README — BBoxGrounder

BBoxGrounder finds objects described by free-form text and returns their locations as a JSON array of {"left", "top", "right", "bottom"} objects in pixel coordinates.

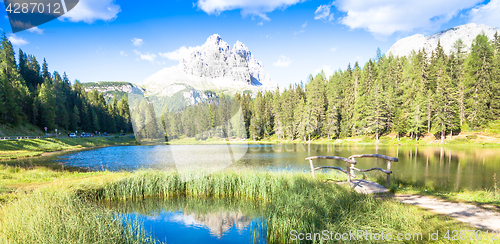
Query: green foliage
[
  {"left": 0, "top": 190, "right": 158, "bottom": 244},
  {"left": 0, "top": 35, "right": 131, "bottom": 134},
  {"left": 2, "top": 32, "right": 500, "bottom": 143},
  {"left": 167, "top": 34, "right": 499, "bottom": 143}
]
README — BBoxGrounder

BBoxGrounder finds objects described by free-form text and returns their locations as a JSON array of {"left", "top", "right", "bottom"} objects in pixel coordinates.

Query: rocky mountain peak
[
  {"left": 206, "top": 34, "right": 223, "bottom": 45},
  {"left": 387, "top": 23, "right": 500, "bottom": 57},
  {"left": 143, "top": 34, "right": 276, "bottom": 106},
  {"left": 234, "top": 41, "right": 251, "bottom": 60}
]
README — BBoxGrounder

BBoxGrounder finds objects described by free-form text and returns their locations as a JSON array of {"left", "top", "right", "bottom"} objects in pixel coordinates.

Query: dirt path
[
  {"left": 346, "top": 180, "right": 500, "bottom": 231},
  {"left": 392, "top": 194, "right": 500, "bottom": 231}
]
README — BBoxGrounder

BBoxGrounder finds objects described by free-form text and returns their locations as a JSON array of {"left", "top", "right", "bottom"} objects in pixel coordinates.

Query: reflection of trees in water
[{"left": 380, "top": 146, "right": 500, "bottom": 190}]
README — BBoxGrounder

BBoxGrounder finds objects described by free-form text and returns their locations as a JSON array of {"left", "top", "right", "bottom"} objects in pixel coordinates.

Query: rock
[
  {"left": 143, "top": 34, "right": 276, "bottom": 103},
  {"left": 388, "top": 23, "right": 500, "bottom": 57}
]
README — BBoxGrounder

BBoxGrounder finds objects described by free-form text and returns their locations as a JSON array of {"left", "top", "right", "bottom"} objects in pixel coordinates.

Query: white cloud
[
  {"left": 119, "top": 51, "right": 128, "bottom": 57},
  {"left": 196, "top": 0, "right": 304, "bottom": 20},
  {"left": 159, "top": 46, "right": 199, "bottom": 61},
  {"left": 8, "top": 34, "right": 28, "bottom": 46},
  {"left": 134, "top": 50, "right": 157, "bottom": 63},
  {"left": 273, "top": 55, "right": 291, "bottom": 67},
  {"left": 257, "top": 22, "right": 263, "bottom": 26},
  {"left": 333, "top": 0, "right": 483, "bottom": 37},
  {"left": 294, "top": 21, "right": 307, "bottom": 35},
  {"left": 468, "top": 0, "right": 500, "bottom": 28},
  {"left": 60, "top": 0, "right": 121, "bottom": 24},
  {"left": 314, "top": 4, "right": 334, "bottom": 21},
  {"left": 131, "top": 38, "right": 144, "bottom": 47},
  {"left": 314, "top": 65, "right": 334, "bottom": 78},
  {"left": 330, "top": 47, "right": 337, "bottom": 52},
  {"left": 294, "top": 30, "right": 304, "bottom": 35},
  {"left": 27, "top": 26, "right": 43, "bottom": 34}
]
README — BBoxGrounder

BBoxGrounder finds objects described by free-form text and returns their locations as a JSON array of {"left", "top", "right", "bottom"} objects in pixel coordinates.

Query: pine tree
[
  {"left": 41, "top": 58, "right": 50, "bottom": 81},
  {"left": 450, "top": 39, "right": 468, "bottom": 127},
  {"left": 0, "top": 35, "right": 28, "bottom": 125},
  {"left": 490, "top": 32, "right": 500, "bottom": 120},
  {"left": 71, "top": 105, "right": 80, "bottom": 130},
  {"left": 38, "top": 81, "right": 56, "bottom": 129},
  {"left": 366, "top": 79, "right": 387, "bottom": 142},
  {"left": 305, "top": 73, "right": 326, "bottom": 139},
  {"left": 0, "top": 74, "right": 7, "bottom": 123},
  {"left": 465, "top": 33, "right": 494, "bottom": 128},
  {"left": 433, "top": 57, "right": 456, "bottom": 142}
]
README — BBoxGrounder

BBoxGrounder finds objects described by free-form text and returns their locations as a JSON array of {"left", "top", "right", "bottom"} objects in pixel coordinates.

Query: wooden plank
[
  {"left": 386, "top": 160, "right": 391, "bottom": 188},
  {"left": 349, "top": 154, "right": 398, "bottom": 162},
  {"left": 313, "top": 166, "right": 347, "bottom": 174},
  {"left": 351, "top": 167, "right": 392, "bottom": 174},
  {"left": 346, "top": 161, "right": 351, "bottom": 183},
  {"left": 309, "top": 159, "right": 316, "bottom": 179},
  {"left": 305, "top": 156, "right": 357, "bottom": 165},
  {"left": 350, "top": 179, "right": 389, "bottom": 194}
]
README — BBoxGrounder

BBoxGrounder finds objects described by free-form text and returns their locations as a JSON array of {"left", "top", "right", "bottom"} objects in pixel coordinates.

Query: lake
[
  {"left": 7, "top": 143, "right": 500, "bottom": 191},
  {"left": 7, "top": 143, "right": 499, "bottom": 244},
  {"left": 103, "top": 198, "right": 266, "bottom": 244}
]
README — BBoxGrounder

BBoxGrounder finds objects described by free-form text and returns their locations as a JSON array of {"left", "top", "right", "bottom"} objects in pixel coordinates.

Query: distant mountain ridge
[
  {"left": 82, "top": 81, "right": 144, "bottom": 102},
  {"left": 83, "top": 35, "right": 276, "bottom": 111},
  {"left": 387, "top": 23, "right": 500, "bottom": 57}
]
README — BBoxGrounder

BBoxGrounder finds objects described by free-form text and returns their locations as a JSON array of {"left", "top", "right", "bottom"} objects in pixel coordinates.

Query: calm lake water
[
  {"left": 103, "top": 198, "right": 266, "bottom": 244},
  {"left": 7, "top": 143, "right": 499, "bottom": 243},
  {"left": 8, "top": 143, "right": 500, "bottom": 191}
]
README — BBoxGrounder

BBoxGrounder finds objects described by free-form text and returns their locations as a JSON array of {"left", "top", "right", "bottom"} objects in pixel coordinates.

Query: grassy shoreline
[
  {"left": 0, "top": 136, "right": 138, "bottom": 160},
  {"left": 1, "top": 131, "right": 497, "bottom": 161},
  {"left": 167, "top": 131, "right": 500, "bottom": 147},
  {"left": 1, "top": 167, "right": 489, "bottom": 243}
]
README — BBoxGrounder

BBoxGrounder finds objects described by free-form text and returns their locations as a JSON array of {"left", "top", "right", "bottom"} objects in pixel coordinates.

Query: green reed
[
  {"left": 1, "top": 169, "right": 478, "bottom": 243},
  {"left": 0, "top": 189, "right": 158, "bottom": 244}
]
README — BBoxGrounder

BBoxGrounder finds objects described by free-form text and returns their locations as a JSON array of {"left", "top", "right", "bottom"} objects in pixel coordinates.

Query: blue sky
[{"left": 1, "top": 0, "right": 499, "bottom": 88}]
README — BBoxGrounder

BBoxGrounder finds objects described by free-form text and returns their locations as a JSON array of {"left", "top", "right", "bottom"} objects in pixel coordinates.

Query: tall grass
[
  {"left": 1, "top": 168, "right": 480, "bottom": 243},
  {"left": 0, "top": 189, "right": 158, "bottom": 244},
  {"left": 73, "top": 170, "right": 471, "bottom": 243}
]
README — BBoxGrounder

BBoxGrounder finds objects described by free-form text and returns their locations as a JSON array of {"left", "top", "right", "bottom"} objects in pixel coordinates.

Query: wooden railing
[
  {"left": 306, "top": 154, "right": 399, "bottom": 188},
  {"left": 305, "top": 156, "right": 357, "bottom": 183}
]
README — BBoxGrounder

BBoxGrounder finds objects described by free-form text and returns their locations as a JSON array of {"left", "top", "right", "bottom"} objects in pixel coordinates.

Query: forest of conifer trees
[
  {"left": 2, "top": 32, "right": 499, "bottom": 141},
  {"left": 163, "top": 32, "right": 500, "bottom": 142},
  {"left": 0, "top": 34, "right": 132, "bottom": 134}
]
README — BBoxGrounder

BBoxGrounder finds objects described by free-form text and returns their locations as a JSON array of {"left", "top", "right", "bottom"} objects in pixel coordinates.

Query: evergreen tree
[
  {"left": 433, "top": 57, "right": 457, "bottom": 142},
  {"left": 71, "top": 105, "right": 80, "bottom": 130},
  {"left": 491, "top": 32, "right": 500, "bottom": 119},
  {"left": 450, "top": 39, "right": 468, "bottom": 127},
  {"left": 305, "top": 73, "right": 326, "bottom": 138},
  {"left": 38, "top": 82, "right": 56, "bottom": 129},
  {"left": 465, "top": 33, "right": 494, "bottom": 128}
]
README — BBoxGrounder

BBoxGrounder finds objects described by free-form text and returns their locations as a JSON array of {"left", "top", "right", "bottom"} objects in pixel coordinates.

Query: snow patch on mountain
[{"left": 388, "top": 23, "right": 500, "bottom": 57}]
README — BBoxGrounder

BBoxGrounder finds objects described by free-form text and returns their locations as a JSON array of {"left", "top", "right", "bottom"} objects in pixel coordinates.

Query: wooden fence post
[
  {"left": 346, "top": 161, "right": 351, "bottom": 184},
  {"left": 309, "top": 159, "right": 316, "bottom": 179},
  {"left": 386, "top": 160, "right": 391, "bottom": 189}
]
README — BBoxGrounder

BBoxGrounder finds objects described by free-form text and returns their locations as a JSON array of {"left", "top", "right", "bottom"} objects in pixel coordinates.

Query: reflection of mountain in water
[{"left": 171, "top": 211, "right": 252, "bottom": 237}]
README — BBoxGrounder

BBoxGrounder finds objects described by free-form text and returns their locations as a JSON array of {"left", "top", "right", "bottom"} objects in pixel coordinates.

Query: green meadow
[{"left": 0, "top": 136, "right": 137, "bottom": 160}]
